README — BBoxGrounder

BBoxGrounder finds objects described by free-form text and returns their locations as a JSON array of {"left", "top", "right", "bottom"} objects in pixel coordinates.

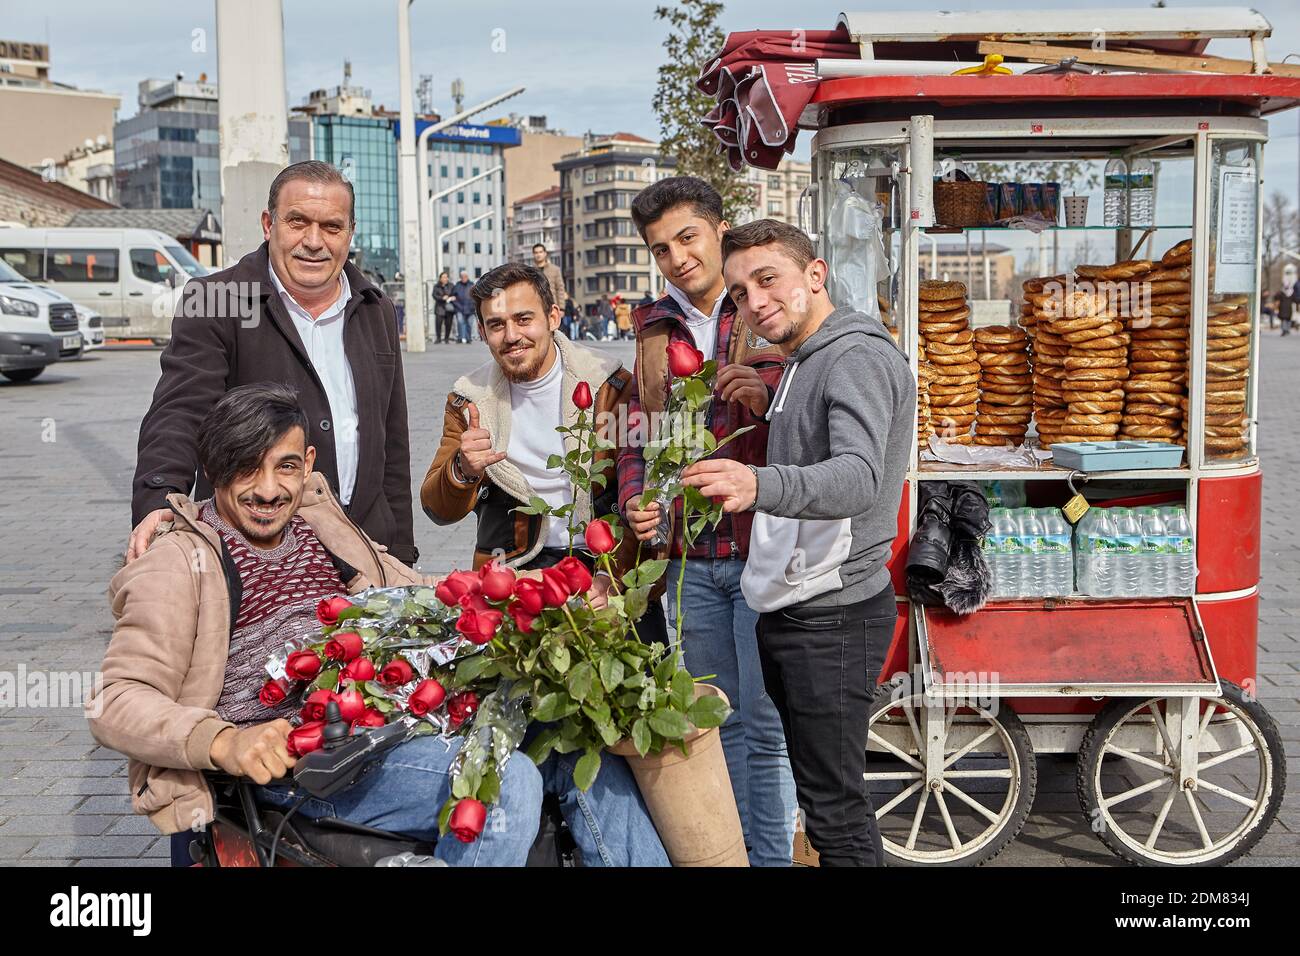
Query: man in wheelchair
[{"left": 89, "top": 383, "right": 666, "bottom": 866}]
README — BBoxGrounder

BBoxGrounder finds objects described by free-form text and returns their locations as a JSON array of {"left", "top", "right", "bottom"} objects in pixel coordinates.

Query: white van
[
  {"left": 0, "top": 228, "right": 210, "bottom": 344},
  {"left": 0, "top": 257, "right": 82, "bottom": 382}
]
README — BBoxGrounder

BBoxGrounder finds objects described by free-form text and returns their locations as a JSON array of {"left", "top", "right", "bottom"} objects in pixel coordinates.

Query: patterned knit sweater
[{"left": 200, "top": 501, "right": 348, "bottom": 725}]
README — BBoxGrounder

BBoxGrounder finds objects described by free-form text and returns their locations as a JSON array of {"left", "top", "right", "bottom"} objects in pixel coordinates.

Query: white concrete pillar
[{"left": 215, "top": 0, "right": 290, "bottom": 261}]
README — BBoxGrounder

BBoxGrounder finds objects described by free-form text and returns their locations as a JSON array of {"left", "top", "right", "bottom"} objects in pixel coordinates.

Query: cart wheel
[
  {"left": 865, "top": 683, "right": 1036, "bottom": 866},
  {"left": 1076, "top": 682, "right": 1286, "bottom": 866}
]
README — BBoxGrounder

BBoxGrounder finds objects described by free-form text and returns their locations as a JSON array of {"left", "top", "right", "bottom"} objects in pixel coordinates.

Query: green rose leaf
[
  {"left": 598, "top": 655, "right": 625, "bottom": 692},
  {"left": 688, "top": 693, "right": 730, "bottom": 729},
  {"left": 533, "top": 690, "right": 570, "bottom": 722},
  {"left": 313, "top": 667, "right": 340, "bottom": 691},
  {"left": 574, "top": 749, "right": 602, "bottom": 792},
  {"left": 546, "top": 453, "right": 564, "bottom": 469},
  {"left": 547, "top": 643, "right": 571, "bottom": 674},
  {"left": 454, "top": 654, "right": 496, "bottom": 684},
  {"left": 437, "top": 797, "right": 456, "bottom": 837},
  {"left": 566, "top": 660, "right": 594, "bottom": 702},
  {"left": 525, "top": 726, "right": 560, "bottom": 765},
  {"left": 670, "top": 669, "right": 695, "bottom": 712},
  {"left": 648, "top": 707, "right": 690, "bottom": 739},
  {"left": 478, "top": 767, "right": 501, "bottom": 804},
  {"left": 631, "top": 717, "right": 652, "bottom": 757}
]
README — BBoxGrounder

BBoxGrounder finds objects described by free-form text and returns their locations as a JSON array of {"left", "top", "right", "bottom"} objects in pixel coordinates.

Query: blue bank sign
[{"left": 394, "top": 120, "right": 522, "bottom": 147}]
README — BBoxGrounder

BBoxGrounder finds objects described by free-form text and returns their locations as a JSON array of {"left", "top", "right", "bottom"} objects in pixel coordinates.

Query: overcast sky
[{"left": 9, "top": 0, "right": 1300, "bottom": 197}]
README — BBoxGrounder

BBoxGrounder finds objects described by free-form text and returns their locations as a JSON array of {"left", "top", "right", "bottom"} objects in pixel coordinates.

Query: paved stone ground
[{"left": 0, "top": 335, "right": 1295, "bottom": 866}]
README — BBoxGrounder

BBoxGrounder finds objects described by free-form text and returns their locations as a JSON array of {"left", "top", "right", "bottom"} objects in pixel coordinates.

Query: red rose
[
  {"left": 287, "top": 721, "right": 326, "bottom": 757},
  {"left": 457, "top": 608, "right": 501, "bottom": 645},
  {"left": 448, "top": 797, "right": 487, "bottom": 843},
  {"left": 555, "top": 555, "right": 593, "bottom": 595},
  {"left": 667, "top": 339, "right": 704, "bottom": 377},
  {"left": 436, "top": 570, "right": 482, "bottom": 607},
  {"left": 336, "top": 684, "right": 366, "bottom": 723},
  {"left": 301, "top": 688, "right": 338, "bottom": 722},
  {"left": 510, "top": 606, "right": 536, "bottom": 633},
  {"left": 573, "top": 381, "right": 593, "bottom": 410},
  {"left": 540, "top": 567, "right": 572, "bottom": 608},
  {"left": 480, "top": 563, "right": 516, "bottom": 602},
  {"left": 353, "top": 708, "right": 386, "bottom": 729},
  {"left": 513, "top": 578, "right": 545, "bottom": 616},
  {"left": 324, "top": 630, "right": 363, "bottom": 662},
  {"left": 380, "top": 658, "right": 415, "bottom": 686},
  {"left": 447, "top": 691, "right": 479, "bottom": 727},
  {"left": 341, "top": 657, "right": 376, "bottom": 682},
  {"left": 315, "top": 596, "right": 352, "bottom": 625},
  {"left": 285, "top": 650, "right": 322, "bottom": 681},
  {"left": 258, "top": 678, "right": 289, "bottom": 708},
  {"left": 584, "top": 518, "right": 616, "bottom": 556},
  {"left": 407, "top": 678, "right": 447, "bottom": 716}
]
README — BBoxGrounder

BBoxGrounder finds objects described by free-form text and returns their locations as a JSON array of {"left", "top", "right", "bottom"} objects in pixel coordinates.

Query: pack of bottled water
[
  {"left": 982, "top": 507, "right": 1073, "bottom": 598},
  {"left": 1075, "top": 505, "right": 1195, "bottom": 597}
]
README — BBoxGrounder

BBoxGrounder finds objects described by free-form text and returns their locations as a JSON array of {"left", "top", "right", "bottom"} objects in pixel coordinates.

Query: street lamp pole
[{"left": 397, "top": 0, "right": 423, "bottom": 350}]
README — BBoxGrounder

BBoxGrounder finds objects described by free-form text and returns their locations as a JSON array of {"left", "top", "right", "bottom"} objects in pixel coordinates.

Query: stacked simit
[
  {"left": 919, "top": 279, "right": 976, "bottom": 443},
  {"left": 973, "top": 325, "right": 1032, "bottom": 445}
]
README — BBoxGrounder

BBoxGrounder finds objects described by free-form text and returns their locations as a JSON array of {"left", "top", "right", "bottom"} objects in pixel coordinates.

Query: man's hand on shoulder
[
  {"left": 125, "top": 508, "right": 174, "bottom": 563},
  {"left": 209, "top": 720, "right": 296, "bottom": 785}
]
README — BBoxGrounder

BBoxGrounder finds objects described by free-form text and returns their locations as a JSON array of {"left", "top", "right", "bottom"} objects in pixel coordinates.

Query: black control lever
[{"left": 293, "top": 704, "right": 415, "bottom": 799}]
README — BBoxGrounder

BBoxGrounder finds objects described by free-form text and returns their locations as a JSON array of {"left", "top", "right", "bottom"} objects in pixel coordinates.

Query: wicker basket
[{"left": 934, "top": 179, "right": 994, "bottom": 227}]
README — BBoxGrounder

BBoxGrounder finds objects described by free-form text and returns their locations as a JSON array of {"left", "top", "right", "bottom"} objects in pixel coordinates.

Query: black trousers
[
  {"left": 757, "top": 583, "right": 896, "bottom": 867},
  {"left": 435, "top": 311, "right": 454, "bottom": 342},
  {"left": 523, "top": 548, "right": 668, "bottom": 646}
]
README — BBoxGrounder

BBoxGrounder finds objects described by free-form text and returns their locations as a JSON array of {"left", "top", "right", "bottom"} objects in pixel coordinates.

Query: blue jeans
[
  {"left": 259, "top": 735, "right": 542, "bottom": 866},
  {"left": 455, "top": 311, "right": 473, "bottom": 343},
  {"left": 526, "top": 727, "right": 669, "bottom": 867},
  {"left": 667, "top": 558, "right": 798, "bottom": 866}
]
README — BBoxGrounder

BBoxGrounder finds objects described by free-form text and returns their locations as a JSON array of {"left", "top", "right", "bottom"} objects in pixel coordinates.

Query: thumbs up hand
[{"left": 458, "top": 402, "right": 507, "bottom": 480}]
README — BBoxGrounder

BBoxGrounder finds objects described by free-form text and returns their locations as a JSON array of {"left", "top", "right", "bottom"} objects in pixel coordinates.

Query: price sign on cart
[{"left": 1215, "top": 164, "right": 1257, "bottom": 293}]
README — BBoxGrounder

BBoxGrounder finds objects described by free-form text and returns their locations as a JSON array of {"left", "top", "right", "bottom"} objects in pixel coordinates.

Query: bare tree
[{"left": 1262, "top": 190, "right": 1298, "bottom": 292}]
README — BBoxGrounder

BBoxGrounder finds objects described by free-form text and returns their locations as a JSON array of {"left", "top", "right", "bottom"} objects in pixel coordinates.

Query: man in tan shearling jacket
[{"left": 89, "top": 383, "right": 545, "bottom": 866}]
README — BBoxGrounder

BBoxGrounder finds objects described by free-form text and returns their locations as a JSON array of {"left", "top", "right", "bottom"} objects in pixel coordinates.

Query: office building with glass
[{"left": 114, "top": 78, "right": 219, "bottom": 211}]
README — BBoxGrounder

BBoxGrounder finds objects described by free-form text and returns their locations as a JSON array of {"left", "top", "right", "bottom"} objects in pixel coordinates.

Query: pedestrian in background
[
  {"left": 598, "top": 295, "right": 616, "bottom": 340},
  {"left": 563, "top": 296, "right": 579, "bottom": 339},
  {"left": 615, "top": 295, "right": 633, "bottom": 339},
  {"left": 453, "top": 269, "right": 476, "bottom": 344},
  {"left": 433, "top": 270, "right": 455, "bottom": 344},
  {"left": 1273, "top": 265, "right": 1299, "bottom": 337}
]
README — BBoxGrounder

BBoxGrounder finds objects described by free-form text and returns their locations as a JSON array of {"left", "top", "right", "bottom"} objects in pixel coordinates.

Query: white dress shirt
[
  {"left": 267, "top": 265, "right": 359, "bottom": 506},
  {"left": 665, "top": 281, "right": 724, "bottom": 359}
]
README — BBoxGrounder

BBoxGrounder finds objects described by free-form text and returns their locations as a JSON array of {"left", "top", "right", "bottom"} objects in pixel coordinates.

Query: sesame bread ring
[
  {"left": 1060, "top": 423, "right": 1121, "bottom": 436},
  {"left": 1065, "top": 413, "right": 1123, "bottom": 425},
  {"left": 980, "top": 384, "right": 1033, "bottom": 397},
  {"left": 1124, "top": 403, "right": 1183, "bottom": 418},
  {"left": 982, "top": 374, "right": 1034, "bottom": 387},
  {"left": 1207, "top": 323, "right": 1251, "bottom": 338},
  {"left": 919, "top": 280, "right": 967, "bottom": 301},
  {"left": 1064, "top": 355, "right": 1126, "bottom": 370},
  {"left": 1205, "top": 378, "right": 1247, "bottom": 393},
  {"left": 1130, "top": 348, "right": 1188, "bottom": 362},
  {"left": 1209, "top": 304, "right": 1248, "bottom": 320},
  {"left": 918, "top": 319, "right": 968, "bottom": 335},
  {"left": 1129, "top": 313, "right": 1190, "bottom": 330},
  {"left": 1068, "top": 401, "right": 1125, "bottom": 415},
  {"left": 1131, "top": 340, "right": 1190, "bottom": 353},
  {"left": 1138, "top": 303, "right": 1191, "bottom": 318},
  {"left": 974, "top": 325, "right": 1028, "bottom": 345},
  {"left": 971, "top": 435, "right": 1023, "bottom": 446},
  {"left": 1129, "top": 372, "right": 1186, "bottom": 385},
  {"left": 980, "top": 391, "right": 1032, "bottom": 406},
  {"left": 926, "top": 338, "right": 976, "bottom": 356},
  {"left": 1208, "top": 345, "right": 1250, "bottom": 361},
  {"left": 924, "top": 329, "right": 974, "bottom": 345},
  {"left": 1069, "top": 343, "right": 1128, "bottom": 357},
  {"left": 1023, "top": 275, "right": 1069, "bottom": 293},
  {"left": 1206, "top": 412, "right": 1246, "bottom": 427},
  {"left": 1123, "top": 413, "right": 1186, "bottom": 427},
  {"left": 1131, "top": 326, "right": 1189, "bottom": 339},
  {"left": 977, "top": 351, "right": 1028, "bottom": 367},
  {"left": 1074, "top": 264, "right": 1110, "bottom": 279},
  {"left": 975, "top": 423, "right": 1030, "bottom": 435},
  {"left": 930, "top": 383, "right": 981, "bottom": 398},
  {"left": 931, "top": 401, "right": 978, "bottom": 416},
  {"left": 1210, "top": 293, "right": 1249, "bottom": 306},
  {"left": 1147, "top": 281, "right": 1192, "bottom": 296},
  {"left": 1161, "top": 239, "right": 1192, "bottom": 263},
  {"left": 1205, "top": 423, "right": 1247, "bottom": 438},
  {"left": 933, "top": 413, "right": 976, "bottom": 427},
  {"left": 921, "top": 307, "right": 973, "bottom": 326},
  {"left": 929, "top": 350, "right": 978, "bottom": 366},
  {"left": 1070, "top": 365, "right": 1130, "bottom": 380},
  {"left": 1206, "top": 389, "right": 1248, "bottom": 404},
  {"left": 1204, "top": 437, "right": 1248, "bottom": 453},
  {"left": 1100, "top": 259, "right": 1155, "bottom": 280},
  {"left": 1123, "top": 423, "right": 1181, "bottom": 438},
  {"left": 1062, "top": 321, "right": 1125, "bottom": 343},
  {"left": 920, "top": 297, "right": 968, "bottom": 314},
  {"left": 1206, "top": 358, "right": 1249, "bottom": 375},
  {"left": 931, "top": 374, "right": 982, "bottom": 388},
  {"left": 932, "top": 360, "right": 981, "bottom": 376},
  {"left": 1046, "top": 314, "right": 1114, "bottom": 335},
  {"left": 1129, "top": 360, "right": 1183, "bottom": 373},
  {"left": 990, "top": 363, "right": 1032, "bottom": 377},
  {"left": 1063, "top": 389, "right": 1125, "bottom": 402},
  {"left": 1144, "top": 266, "right": 1191, "bottom": 283},
  {"left": 1207, "top": 336, "right": 1250, "bottom": 352},
  {"left": 1063, "top": 382, "right": 1125, "bottom": 396},
  {"left": 977, "top": 410, "right": 1033, "bottom": 423}
]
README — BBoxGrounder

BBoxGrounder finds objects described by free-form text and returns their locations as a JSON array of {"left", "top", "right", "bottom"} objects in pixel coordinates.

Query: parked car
[
  {"left": 0, "top": 257, "right": 82, "bottom": 382},
  {"left": 0, "top": 227, "right": 210, "bottom": 345},
  {"left": 74, "top": 303, "right": 105, "bottom": 353}
]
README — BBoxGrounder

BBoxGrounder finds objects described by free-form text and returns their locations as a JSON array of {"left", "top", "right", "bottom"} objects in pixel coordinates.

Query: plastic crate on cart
[{"left": 1050, "top": 441, "right": 1186, "bottom": 472}]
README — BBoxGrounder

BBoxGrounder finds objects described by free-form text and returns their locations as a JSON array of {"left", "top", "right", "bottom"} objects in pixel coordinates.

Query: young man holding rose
[
  {"left": 618, "top": 177, "right": 798, "bottom": 866},
  {"left": 91, "top": 383, "right": 666, "bottom": 866},
  {"left": 683, "top": 219, "right": 914, "bottom": 867}
]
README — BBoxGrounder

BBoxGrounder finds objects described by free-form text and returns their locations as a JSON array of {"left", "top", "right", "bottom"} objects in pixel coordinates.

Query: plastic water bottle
[
  {"left": 1090, "top": 510, "right": 1119, "bottom": 597},
  {"left": 1040, "top": 509, "right": 1074, "bottom": 596},
  {"left": 1163, "top": 507, "right": 1197, "bottom": 596},
  {"left": 1104, "top": 157, "right": 1129, "bottom": 226},
  {"left": 1074, "top": 511, "right": 1094, "bottom": 595},
  {"left": 1017, "top": 508, "right": 1046, "bottom": 597},
  {"left": 1113, "top": 508, "right": 1144, "bottom": 597},
  {"left": 988, "top": 508, "right": 1022, "bottom": 598},
  {"left": 1137, "top": 507, "right": 1168, "bottom": 596},
  {"left": 1128, "top": 157, "right": 1155, "bottom": 227}
]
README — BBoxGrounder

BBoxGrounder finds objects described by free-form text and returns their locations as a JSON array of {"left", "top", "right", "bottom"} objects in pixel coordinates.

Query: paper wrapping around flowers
[{"left": 645, "top": 396, "right": 714, "bottom": 548}]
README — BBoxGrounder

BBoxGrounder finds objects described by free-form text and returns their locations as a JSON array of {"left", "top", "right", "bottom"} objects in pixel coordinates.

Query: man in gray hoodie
[{"left": 682, "top": 219, "right": 913, "bottom": 866}]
